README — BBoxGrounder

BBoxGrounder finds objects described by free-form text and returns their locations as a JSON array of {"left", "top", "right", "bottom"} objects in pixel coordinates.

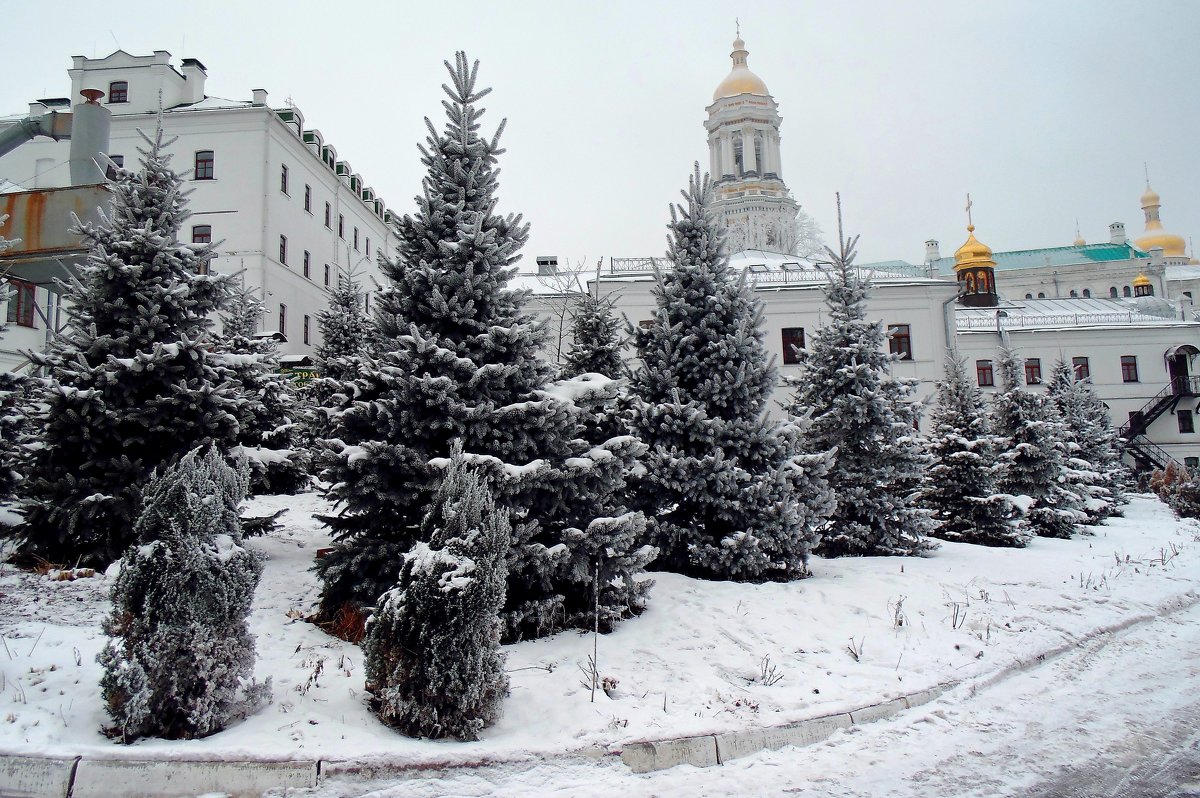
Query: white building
[{"left": 0, "top": 49, "right": 399, "bottom": 370}]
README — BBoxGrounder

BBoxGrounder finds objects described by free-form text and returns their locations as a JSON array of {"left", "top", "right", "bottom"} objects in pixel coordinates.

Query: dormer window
[{"left": 108, "top": 81, "right": 128, "bottom": 104}]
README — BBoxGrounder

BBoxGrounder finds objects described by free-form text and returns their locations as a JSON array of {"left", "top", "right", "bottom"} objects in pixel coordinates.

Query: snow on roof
[
  {"left": 956, "top": 296, "right": 1196, "bottom": 331},
  {"left": 599, "top": 250, "right": 940, "bottom": 286},
  {"left": 1167, "top": 262, "right": 1200, "bottom": 282},
  {"left": 510, "top": 272, "right": 588, "bottom": 296},
  {"left": 167, "top": 96, "right": 253, "bottom": 111}
]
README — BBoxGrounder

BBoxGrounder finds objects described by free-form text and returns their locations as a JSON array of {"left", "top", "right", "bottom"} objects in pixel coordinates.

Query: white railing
[{"left": 958, "top": 312, "right": 1144, "bottom": 329}]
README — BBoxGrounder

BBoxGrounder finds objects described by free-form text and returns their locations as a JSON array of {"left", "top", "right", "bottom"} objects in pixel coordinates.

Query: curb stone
[
  {"left": 68, "top": 759, "right": 317, "bottom": 798},
  {"left": 0, "top": 754, "right": 78, "bottom": 798}
]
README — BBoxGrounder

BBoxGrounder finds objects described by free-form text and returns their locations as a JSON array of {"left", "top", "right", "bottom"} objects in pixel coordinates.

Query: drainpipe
[{"left": 942, "top": 285, "right": 964, "bottom": 349}]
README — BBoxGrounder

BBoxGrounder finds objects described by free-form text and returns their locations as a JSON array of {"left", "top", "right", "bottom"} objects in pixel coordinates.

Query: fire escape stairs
[{"left": 1118, "top": 377, "right": 1200, "bottom": 471}]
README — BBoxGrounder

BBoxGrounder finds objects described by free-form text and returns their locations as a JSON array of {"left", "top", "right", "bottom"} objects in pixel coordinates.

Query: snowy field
[{"left": 0, "top": 493, "right": 1196, "bottom": 769}]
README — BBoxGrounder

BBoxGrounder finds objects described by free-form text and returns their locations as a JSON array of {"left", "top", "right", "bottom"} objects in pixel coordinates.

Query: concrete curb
[{"left": 4, "top": 589, "right": 1197, "bottom": 792}]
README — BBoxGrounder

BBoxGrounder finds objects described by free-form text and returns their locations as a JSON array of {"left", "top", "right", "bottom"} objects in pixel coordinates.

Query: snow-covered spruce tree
[
  {"left": 920, "top": 354, "right": 1026, "bottom": 546},
  {"left": 629, "top": 164, "right": 833, "bottom": 580},
  {"left": 318, "top": 53, "right": 652, "bottom": 641},
  {"left": 0, "top": 371, "right": 34, "bottom": 500},
  {"left": 364, "top": 445, "right": 508, "bottom": 739},
  {"left": 11, "top": 125, "right": 239, "bottom": 567},
  {"left": 786, "top": 217, "right": 933, "bottom": 557},
  {"left": 213, "top": 283, "right": 309, "bottom": 494},
  {"left": 98, "top": 446, "right": 270, "bottom": 743},
  {"left": 315, "top": 267, "right": 378, "bottom": 382},
  {"left": 992, "top": 347, "right": 1085, "bottom": 538},
  {"left": 1047, "top": 359, "right": 1129, "bottom": 514},
  {"left": 563, "top": 288, "right": 628, "bottom": 380},
  {"left": 1045, "top": 359, "right": 1115, "bottom": 523}
]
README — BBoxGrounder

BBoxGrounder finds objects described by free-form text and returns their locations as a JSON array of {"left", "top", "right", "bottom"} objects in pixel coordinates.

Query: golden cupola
[
  {"left": 954, "top": 214, "right": 999, "bottom": 308},
  {"left": 1134, "top": 182, "right": 1187, "bottom": 257},
  {"left": 713, "top": 36, "right": 769, "bottom": 101}
]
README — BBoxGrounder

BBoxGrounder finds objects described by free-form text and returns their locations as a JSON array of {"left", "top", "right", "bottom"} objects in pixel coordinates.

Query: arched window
[
  {"left": 1069, "top": 289, "right": 1078, "bottom": 298},
  {"left": 1025, "top": 293, "right": 1034, "bottom": 300},
  {"left": 1038, "top": 292, "right": 1046, "bottom": 299},
  {"left": 1109, "top": 286, "right": 1119, "bottom": 298},
  {"left": 1123, "top": 285, "right": 1132, "bottom": 297},
  {"left": 965, "top": 273, "right": 976, "bottom": 293},
  {"left": 1082, "top": 289, "right": 1091, "bottom": 298},
  {"left": 977, "top": 271, "right": 990, "bottom": 292}
]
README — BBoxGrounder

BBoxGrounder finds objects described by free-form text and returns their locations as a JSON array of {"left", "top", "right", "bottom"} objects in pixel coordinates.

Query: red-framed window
[
  {"left": 976, "top": 359, "right": 994, "bottom": 387},
  {"left": 280, "top": 163, "right": 289, "bottom": 194},
  {"left": 194, "top": 150, "right": 214, "bottom": 180},
  {"left": 888, "top": 323, "right": 913, "bottom": 360},
  {"left": 1025, "top": 357, "right": 1042, "bottom": 385},
  {"left": 1121, "top": 355, "right": 1139, "bottom": 383},
  {"left": 1072, "top": 356, "right": 1090, "bottom": 381},
  {"left": 304, "top": 185, "right": 312, "bottom": 213},
  {"left": 192, "top": 224, "right": 212, "bottom": 244},
  {"left": 108, "top": 81, "right": 128, "bottom": 104},
  {"left": 279, "top": 304, "right": 287, "bottom": 339},
  {"left": 6, "top": 280, "right": 36, "bottom": 328},
  {"left": 279, "top": 235, "right": 288, "bottom": 265},
  {"left": 781, "top": 327, "right": 805, "bottom": 365}
]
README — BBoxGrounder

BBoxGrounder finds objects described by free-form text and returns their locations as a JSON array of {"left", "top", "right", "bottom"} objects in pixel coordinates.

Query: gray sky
[{"left": 4, "top": 0, "right": 1199, "bottom": 265}]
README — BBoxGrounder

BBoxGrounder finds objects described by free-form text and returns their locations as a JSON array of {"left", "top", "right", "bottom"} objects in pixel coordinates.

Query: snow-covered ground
[{"left": 0, "top": 494, "right": 1196, "bottom": 770}]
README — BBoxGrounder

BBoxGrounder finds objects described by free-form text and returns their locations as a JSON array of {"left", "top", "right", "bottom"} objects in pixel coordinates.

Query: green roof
[{"left": 932, "top": 242, "right": 1148, "bottom": 275}]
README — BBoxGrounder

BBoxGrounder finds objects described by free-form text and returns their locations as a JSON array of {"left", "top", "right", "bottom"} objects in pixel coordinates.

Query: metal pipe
[
  {"left": 0, "top": 111, "right": 71, "bottom": 160},
  {"left": 68, "top": 90, "right": 110, "bottom": 185}
]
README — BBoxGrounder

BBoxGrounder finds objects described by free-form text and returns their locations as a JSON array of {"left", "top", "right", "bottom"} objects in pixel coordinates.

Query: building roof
[
  {"left": 956, "top": 296, "right": 1195, "bottom": 332},
  {"left": 930, "top": 242, "right": 1149, "bottom": 275}
]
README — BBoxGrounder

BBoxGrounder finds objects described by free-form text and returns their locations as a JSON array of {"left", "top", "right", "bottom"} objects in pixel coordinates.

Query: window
[
  {"left": 781, "top": 327, "right": 805, "bottom": 365},
  {"left": 338, "top": 214, "right": 345, "bottom": 238},
  {"left": 1178, "top": 409, "right": 1195, "bottom": 434},
  {"left": 1110, "top": 286, "right": 1119, "bottom": 298},
  {"left": 1025, "top": 357, "right": 1042, "bottom": 385},
  {"left": 1069, "top": 289, "right": 1078, "bottom": 298},
  {"left": 324, "top": 263, "right": 331, "bottom": 287},
  {"left": 1025, "top": 293, "right": 1033, "bottom": 300},
  {"left": 6, "top": 280, "right": 36, "bottom": 328},
  {"left": 1123, "top": 286, "right": 1132, "bottom": 297},
  {"left": 280, "top": 164, "right": 289, "bottom": 194},
  {"left": 324, "top": 202, "right": 332, "bottom": 228},
  {"left": 303, "top": 314, "right": 311, "bottom": 346},
  {"left": 1072, "top": 356, "right": 1090, "bottom": 381},
  {"left": 638, "top": 319, "right": 654, "bottom": 329},
  {"left": 353, "top": 227, "right": 360, "bottom": 251},
  {"left": 888, "top": 324, "right": 912, "bottom": 360},
  {"left": 279, "top": 304, "right": 287, "bottom": 339},
  {"left": 105, "top": 154, "right": 124, "bottom": 180},
  {"left": 976, "top": 359, "right": 994, "bottom": 387},
  {"left": 279, "top": 235, "right": 288, "bottom": 265},
  {"left": 1186, "top": 457, "right": 1200, "bottom": 470},
  {"left": 108, "top": 81, "right": 128, "bottom": 104},
  {"left": 303, "top": 251, "right": 311, "bottom": 279},
  {"left": 192, "top": 224, "right": 212, "bottom": 244},
  {"left": 1082, "top": 289, "right": 1091, "bottom": 298},
  {"left": 1121, "top": 355, "right": 1139, "bottom": 383},
  {"left": 304, "top": 185, "right": 312, "bottom": 213},
  {"left": 366, "top": 237, "right": 371, "bottom": 257},
  {"left": 1037, "top": 292, "right": 1046, "bottom": 299},
  {"left": 194, "top": 150, "right": 214, "bottom": 180}
]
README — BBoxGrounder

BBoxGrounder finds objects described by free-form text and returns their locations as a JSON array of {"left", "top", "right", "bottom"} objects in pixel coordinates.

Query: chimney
[
  {"left": 1150, "top": 246, "right": 1164, "bottom": 269},
  {"left": 924, "top": 239, "right": 940, "bottom": 263},
  {"left": 180, "top": 58, "right": 208, "bottom": 105},
  {"left": 1109, "top": 222, "right": 1126, "bottom": 245},
  {"left": 27, "top": 101, "right": 47, "bottom": 117},
  {"left": 536, "top": 255, "right": 558, "bottom": 276},
  {"left": 251, "top": 88, "right": 268, "bottom": 106},
  {"left": 69, "top": 89, "right": 111, "bottom": 185}
]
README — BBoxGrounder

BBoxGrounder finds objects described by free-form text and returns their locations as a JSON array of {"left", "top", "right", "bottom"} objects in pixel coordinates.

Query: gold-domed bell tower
[
  {"left": 954, "top": 196, "right": 999, "bottom": 307},
  {"left": 1133, "top": 272, "right": 1154, "bottom": 297}
]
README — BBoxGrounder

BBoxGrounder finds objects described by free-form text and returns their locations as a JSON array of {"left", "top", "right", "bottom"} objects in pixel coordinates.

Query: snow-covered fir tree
[
  {"left": 921, "top": 354, "right": 1026, "bottom": 546},
  {"left": 317, "top": 53, "right": 653, "bottom": 641},
  {"left": 0, "top": 372, "right": 33, "bottom": 500},
  {"left": 992, "top": 347, "right": 1085, "bottom": 538},
  {"left": 315, "top": 267, "right": 377, "bottom": 382},
  {"left": 213, "top": 283, "right": 309, "bottom": 494},
  {"left": 785, "top": 211, "right": 933, "bottom": 557},
  {"left": 630, "top": 164, "right": 833, "bottom": 581},
  {"left": 563, "top": 289, "right": 627, "bottom": 380},
  {"left": 98, "top": 447, "right": 269, "bottom": 742},
  {"left": 364, "top": 445, "right": 509, "bottom": 740},
  {"left": 10, "top": 124, "right": 239, "bottom": 567},
  {"left": 1045, "top": 360, "right": 1115, "bottom": 523},
  {"left": 1046, "top": 359, "right": 1128, "bottom": 518}
]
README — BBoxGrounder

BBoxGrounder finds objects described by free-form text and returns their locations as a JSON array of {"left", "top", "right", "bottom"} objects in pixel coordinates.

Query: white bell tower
[{"left": 705, "top": 34, "right": 800, "bottom": 254}]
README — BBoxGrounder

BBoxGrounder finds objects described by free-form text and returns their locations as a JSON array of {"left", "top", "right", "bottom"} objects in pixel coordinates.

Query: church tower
[
  {"left": 953, "top": 198, "right": 999, "bottom": 308},
  {"left": 705, "top": 34, "right": 800, "bottom": 254}
]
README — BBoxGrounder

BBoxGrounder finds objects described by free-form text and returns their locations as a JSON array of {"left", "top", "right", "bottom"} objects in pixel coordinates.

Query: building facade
[{"left": 0, "top": 50, "right": 398, "bottom": 371}]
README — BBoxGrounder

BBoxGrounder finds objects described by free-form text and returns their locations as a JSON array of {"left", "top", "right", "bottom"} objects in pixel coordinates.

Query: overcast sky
[{"left": 4, "top": 0, "right": 1198, "bottom": 266}]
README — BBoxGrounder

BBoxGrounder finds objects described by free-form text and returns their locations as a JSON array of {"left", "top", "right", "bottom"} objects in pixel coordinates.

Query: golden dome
[
  {"left": 1135, "top": 182, "right": 1187, "bottom": 256},
  {"left": 713, "top": 36, "right": 769, "bottom": 100},
  {"left": 954, "top": 225, "right": 995, "bottom": 270},
  {"left": 1133, "top": 272, "right": 1152, "bottom": 287}
]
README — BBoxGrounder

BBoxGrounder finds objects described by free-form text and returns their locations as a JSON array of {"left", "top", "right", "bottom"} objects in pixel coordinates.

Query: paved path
[{"left": 310, "top": 602, "right": 1200, "bottom": 797}]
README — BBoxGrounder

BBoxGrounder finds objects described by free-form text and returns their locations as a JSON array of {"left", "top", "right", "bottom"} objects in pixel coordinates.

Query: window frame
[
  {"left": 303, "top": 250, "right": 311, "bottom": 279},
  {"left": 324, "top": 263, "right": 331, "bottom": 287},
  {"left": 353, "top": 227, "right": 360, "bottom": 251},
  {"left": 338, "top": 214, "right": 345, "bottom": 239},
  {"left": 324, "top": 202, "right": 332, "bottom": 228},
  {"left": 304, "top": 185, "right": 312, "bottom": 213},
  {"left": 108, "top": 81, "right": 128, "bottom": 104},
  {"left": 1178, "top": 408, "right": 1195, "bottom": 434},
  {"left": 280, "top": 163, "right": 289, "bottom": 195},
  {"left": 194, "top": 150, "right": 215, "bottom": 180},
  {"left": 279, "top": 303, "right": 287, "bottom": 339},
  {"left": 303, "top": 314, "right": 311, "bottom": 346},
  {"left": 781, "top": 327, "right": 805, "bottom": 365},
  {"left": 191, "top": 224, "right": 212, "bottom": 245},
  {"left": 887, "top": 323, "right": 913, "bottom": 361},
  {"left": 279, "top": 234, "right": 288, "bottom": 265},
  {"left": 1024, "top": 357, "right": 1042, "bottom": 385},
  {"left": 6, "top": 279, "right": 36, "bottom": 328},
  {"left": 1121, "top": 355, "right": 1139, "bottom": 383},
  {"left": 976, "top": 359, "right": 994, "bottom": 387},
  {"left": 1072, "top": 356, "right": 1090, "bottom": 381}
]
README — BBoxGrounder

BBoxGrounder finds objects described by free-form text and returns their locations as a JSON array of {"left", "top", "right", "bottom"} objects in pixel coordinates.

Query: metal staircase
[{"left": 1118, "top": 376, "right": 1200, "bottom": 471}]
